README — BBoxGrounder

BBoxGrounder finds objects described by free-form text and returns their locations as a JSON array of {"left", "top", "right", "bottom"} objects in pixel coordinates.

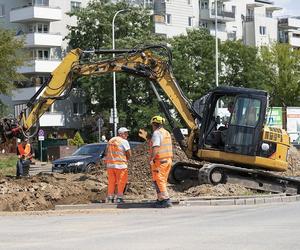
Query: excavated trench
[{"left": 0, "top": 143, "right": 299, "bottom": 212}]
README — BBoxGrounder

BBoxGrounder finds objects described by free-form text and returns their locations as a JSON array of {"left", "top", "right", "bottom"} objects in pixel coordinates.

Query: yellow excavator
[{"left": 0, "top": 45, "right": 299, "bottom": 194}]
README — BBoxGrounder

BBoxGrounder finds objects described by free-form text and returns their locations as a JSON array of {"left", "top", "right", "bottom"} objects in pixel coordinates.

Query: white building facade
[
  {"left": 151, "top": 0, "right": 281, "bottom": 47},
  {"left": 0, "top": 0, "right": 89, "bottom": 135},
  {"left": 278, "top": 17, "right": 300, "bottom": 49}
]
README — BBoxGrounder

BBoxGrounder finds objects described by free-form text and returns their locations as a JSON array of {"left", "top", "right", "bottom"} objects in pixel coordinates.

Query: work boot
[
  {"left": 106, "top": 196, "right": 114, "bottom": 203},
  {"left": 154, "top": 199, "right": 172, "bottom": 208},
  {"left": 116, "top": 197, "right": 124, "bottom": 204}
]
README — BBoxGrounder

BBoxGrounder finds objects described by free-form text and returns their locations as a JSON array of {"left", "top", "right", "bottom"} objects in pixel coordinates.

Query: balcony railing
[
  {"left": 245, "top": 15, "right": 254, "bottom": 22},
  {"left": 211, "top": 9, "right": 235, "bottom": 19},
  {"left": 10, "top": 4, "right": 62, "bottom": 23},
  {"left": 11, "top": 3, "right": 60, "bottom": 11}
]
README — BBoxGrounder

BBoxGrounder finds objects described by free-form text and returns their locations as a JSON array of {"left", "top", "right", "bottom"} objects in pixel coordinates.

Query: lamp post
[
  {"left": 112, "top": 9, "right": 128, "bottom": 136},
  {"left": 214, "top": 0, "right": 219, "bottom": 87}
]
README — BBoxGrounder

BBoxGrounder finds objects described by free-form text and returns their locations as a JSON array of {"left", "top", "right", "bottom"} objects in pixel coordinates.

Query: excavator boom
[{"left": 0, "top": 45, "right": 196, "bottom": 155}]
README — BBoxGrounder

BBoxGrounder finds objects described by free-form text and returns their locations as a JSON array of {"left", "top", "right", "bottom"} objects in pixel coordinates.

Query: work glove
[{"left": 138, "top": 128, "right": 150, "bottom": 141}]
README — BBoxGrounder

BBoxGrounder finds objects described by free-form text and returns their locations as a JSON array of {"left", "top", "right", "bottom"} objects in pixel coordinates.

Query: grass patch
[{"left": 0, "top": 154, "right": 18, "bottom": 176}]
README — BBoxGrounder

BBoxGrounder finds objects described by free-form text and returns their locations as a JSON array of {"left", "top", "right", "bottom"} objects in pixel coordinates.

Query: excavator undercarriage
[{"left": 169, "top": 161, "right": 300, "bottom": 195}]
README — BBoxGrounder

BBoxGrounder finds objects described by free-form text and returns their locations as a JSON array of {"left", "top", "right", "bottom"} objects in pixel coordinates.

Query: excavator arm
[{"left": 0, "top": 45, "right": 197, "bottom": 155}]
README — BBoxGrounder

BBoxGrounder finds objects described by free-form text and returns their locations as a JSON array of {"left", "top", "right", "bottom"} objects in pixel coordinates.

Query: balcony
[
  {"left": 40, "top": 112, "right": 65, "bottom": 127},
  {"left": 12, "top": 86, "right": 40, "bottom": 102},
  {"left": 279, "top": 17, "right": 300, "bottom": 29},
  {"left": 10, "top": 5, "right": 61, "bottom": 23},
  {"left": 18, "top": 59, "right": 61, "bottom": 74},
  {"left": 290, "top": 35, "right": 300, "bottom": 48},
  {"left": 200, "top": 9, "right": 235, "bottom": 22},
  {"left": 17, "top": 32, "right": 62, "bottom": 48}
]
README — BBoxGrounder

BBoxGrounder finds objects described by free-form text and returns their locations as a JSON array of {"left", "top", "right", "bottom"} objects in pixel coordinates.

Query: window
[
  {"left": 0, "top": 4, "right": 5, "bottom": 17},
  {"left": 293, "top": 33, "right": 300, "bottom": 38},
  {"left": 247, "top": 8, "right": 254, "bottom": 17},
  {"left": 259, "top": 26, "right": 266, "bottom": 35},
  {"left": 28, "top": 23, "right": 49, "bottom": 33},
  {"left": 31, "top": 49, "right": 50, "bottom": 60},
  {"left": 71, "top": 1, "right": 81, "bottom": 11},
  {"left": 200, "top": 0, "right": 208, "bottom": 9},
  {"left": 230, "top": 98, "right": 261, "bottom": 127},
  {"left": 266, "top": 10, "right": 272, "bottom": 18},
  {"left": 232, "top": 6, "right": 236, "bottom": 14},
  {"left": 34, "top": 0, "right": 49, "bottom": 6},
  {"left": 188, "top": 17, "right": 193, "bottom": 26},
  {"left": 199, "top": 21, "right": 208, "bottom": 28},
  {"left": 73, "top": 102, "right": 85, "bottom": 115},
  {"left": 38, "top": 50, "right": 49, "bottom": 60},
  {"left": 166, "top": 14, "right": 171, "bottom": 24}
]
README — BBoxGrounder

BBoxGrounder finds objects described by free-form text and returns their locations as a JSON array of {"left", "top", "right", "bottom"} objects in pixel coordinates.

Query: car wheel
[{"left": 85, "top": 163, "right": 96, "bottom": 173}]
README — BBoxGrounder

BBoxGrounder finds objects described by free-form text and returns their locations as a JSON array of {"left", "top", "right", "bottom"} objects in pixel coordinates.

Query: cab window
[{"left": 230, "top": 97, "right": 261, "bottom": 127}]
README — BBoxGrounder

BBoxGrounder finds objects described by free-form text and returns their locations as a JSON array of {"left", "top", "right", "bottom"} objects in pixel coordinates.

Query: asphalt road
[{"left": 0, "top": 202, "right": 300, "bottom": 250}]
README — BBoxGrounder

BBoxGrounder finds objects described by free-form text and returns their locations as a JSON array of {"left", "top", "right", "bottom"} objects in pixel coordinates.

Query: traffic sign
[
  {"left": 38, "top": 135, "right": 45, "bottom": 141},
  {"left": 38, "top": 129, "right": 44, "bottom": 137}
]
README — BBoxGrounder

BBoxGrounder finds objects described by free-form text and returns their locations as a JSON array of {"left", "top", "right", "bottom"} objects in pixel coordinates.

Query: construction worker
[
  {"left": 149, "top": 115, "right": 173, "bottom": 208},
  {"left": 16, "top": 138, "right": 33, "bottom": 177},
  {"left": 104, "top": 127, "right": 132, "bottom": 203}
]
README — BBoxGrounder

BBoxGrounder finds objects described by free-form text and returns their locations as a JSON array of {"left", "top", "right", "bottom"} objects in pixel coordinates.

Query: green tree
[
  {"left": 220, "top": 40, "right": 267, "bottom": 89},
  {"left": 69, "top": 131, "right": 85, "bottom": 147},
  {"left": 0, "top": 27, "right": 26, "bottom": 115},
  {"left": 170, "top": 28, "right": 216, "bottom": 100},
  {"left": 260, "top": 43, "right": 300, "bottom": 106},
  {"left": 66, "top": 0, "right": 166, "bottom": 139}
]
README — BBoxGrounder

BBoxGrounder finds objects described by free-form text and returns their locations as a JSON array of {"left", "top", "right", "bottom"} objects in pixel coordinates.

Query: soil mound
[{"left": 1, "top": 143, "right": 299, "bottom": 212}]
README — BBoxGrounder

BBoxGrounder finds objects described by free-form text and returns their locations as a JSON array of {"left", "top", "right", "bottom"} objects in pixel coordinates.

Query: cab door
[{"left": 224, "top": 95, "right": 267, "bottom": 156}]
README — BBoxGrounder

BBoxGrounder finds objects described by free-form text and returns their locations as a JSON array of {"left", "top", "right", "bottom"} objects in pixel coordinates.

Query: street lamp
[
  {"left": 112, "top": 9, "right": 128, "bottom": 137},
  {"left": 214, "top": 0, "right": 219, "bottom": 87}
]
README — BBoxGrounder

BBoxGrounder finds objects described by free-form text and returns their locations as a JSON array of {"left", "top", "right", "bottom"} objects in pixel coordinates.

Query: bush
[{"left": 69, "top": 131, "right": 84, "bottom": 147}]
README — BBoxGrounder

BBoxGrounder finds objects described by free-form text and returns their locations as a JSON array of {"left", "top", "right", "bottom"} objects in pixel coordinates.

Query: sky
[{"left": 274, "top": 0, "right": 300, "bottom": 17}]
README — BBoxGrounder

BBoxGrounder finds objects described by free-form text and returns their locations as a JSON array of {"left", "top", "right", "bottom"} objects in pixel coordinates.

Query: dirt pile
[
  {"left": 286, "top": 146, "right": 300, "bottom": 176},
  {"left": 0, "top": 171, "right": 108, "bottom": 211},
  {"left": 3, "top": 143, "right": 300, "bottom": 212}
]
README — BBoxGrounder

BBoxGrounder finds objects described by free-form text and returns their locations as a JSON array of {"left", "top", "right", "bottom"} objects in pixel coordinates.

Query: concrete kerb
[
  {"left": 55, "top": 194, "right": 300, "bottom": 210},
  {"left": 180, "top": 194, "right": 300, "bottom": 207}
]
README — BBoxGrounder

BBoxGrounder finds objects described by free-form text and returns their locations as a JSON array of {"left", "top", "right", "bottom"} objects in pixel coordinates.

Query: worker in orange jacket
[
  {"left": 16, "top": 138, "right": 33, "bottom": 177},
  {"left": 104, "top": 127, "right": 132, "bottom": 203},
  {"left": 148, "top": 115, "right": 173, "bottom": 208}
]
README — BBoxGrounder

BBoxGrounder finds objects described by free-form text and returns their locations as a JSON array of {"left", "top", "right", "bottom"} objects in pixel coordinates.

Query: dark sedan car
[
  {"left": 52, "top": 143, "right": 107, "bottom": 173},
  {"left": 52, "top": 141, "right": 142, "bottom": 173}
]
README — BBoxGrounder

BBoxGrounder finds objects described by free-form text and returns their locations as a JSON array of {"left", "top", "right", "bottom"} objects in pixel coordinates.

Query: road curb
[
  {"left": 55, "top": 194, "right": 300, "bottom": 210},
  {"left": 179, "top": 194, "right": 300, "bottom": 207}
]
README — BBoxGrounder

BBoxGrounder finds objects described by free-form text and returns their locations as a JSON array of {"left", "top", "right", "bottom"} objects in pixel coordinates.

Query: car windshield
[{"left": 72, "top": 144, "right": 106, "bottom": 156}]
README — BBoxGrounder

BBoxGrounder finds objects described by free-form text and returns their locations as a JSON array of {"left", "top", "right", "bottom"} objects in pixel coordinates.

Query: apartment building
[
  {"left": 278, "top": 16, "right": 300, "bottom": 49},
  {"left": 0, "top": 0, "right": 90, "bottom": 136},
  {"left": 151, "top": 0, "right": 281, "bottom": 47}
]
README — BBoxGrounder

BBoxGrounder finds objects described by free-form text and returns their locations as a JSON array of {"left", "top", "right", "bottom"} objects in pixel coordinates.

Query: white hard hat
[{"left": 118, "top": 127, "right": 130, "bottom": 134}]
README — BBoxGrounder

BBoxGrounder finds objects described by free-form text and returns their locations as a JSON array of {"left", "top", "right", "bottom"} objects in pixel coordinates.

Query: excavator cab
[{"left": 194, "top": 86, "right": 268, "bottom": 158}]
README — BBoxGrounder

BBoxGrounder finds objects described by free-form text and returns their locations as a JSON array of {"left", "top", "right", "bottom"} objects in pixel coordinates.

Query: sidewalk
[{"left": 29, "top": 161, "right": 52, "bottom": 176}]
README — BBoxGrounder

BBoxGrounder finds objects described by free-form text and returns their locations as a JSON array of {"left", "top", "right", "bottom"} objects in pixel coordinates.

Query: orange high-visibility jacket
[
  {"left": 17, "top": 143, "right": 32, "bottom": 159},
  {"left": 104, "top": 137, "right": 128, "bottom": 165},
  {"left": 152, "top": 127, "right": 173, "bottom": 160}
]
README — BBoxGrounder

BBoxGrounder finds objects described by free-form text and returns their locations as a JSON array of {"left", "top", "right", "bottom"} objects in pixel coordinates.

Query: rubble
[{"left": 0, "top": 143, "right": 299, "bottom": 212}]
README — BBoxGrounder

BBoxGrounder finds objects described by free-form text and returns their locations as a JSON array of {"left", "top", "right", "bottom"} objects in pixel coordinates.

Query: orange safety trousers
[
  {"left": 151, "top": 158, "right": 172, "bottom": 200},
  {"left": 107, "top": 168, "right": 128, "bottom": 197}
]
